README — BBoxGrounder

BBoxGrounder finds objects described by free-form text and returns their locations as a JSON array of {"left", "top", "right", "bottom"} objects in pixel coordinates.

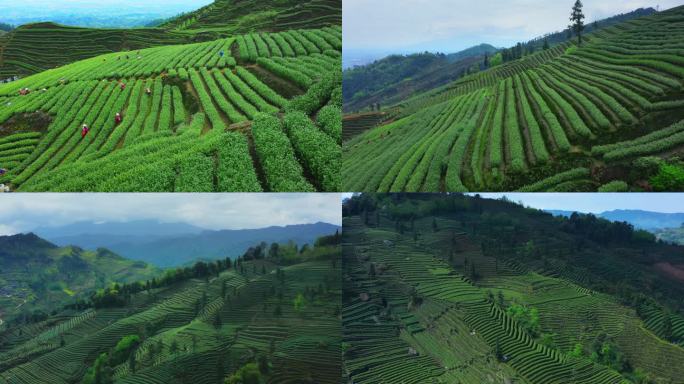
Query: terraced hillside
[
  {"left": 0, "top": 0, "right": 342, "bottom": 79},
  {"left": 0, "top": 26, "right": 342, "bottom": 191},
  {"left": 342, "top": 111, "right": 392, "bottom": 141},
  {"left": 162, "top": 0, "right": 342, "bottom": 34},
  {"left": 343, "top": 6, "right": 684, "bottom": 192},
  {"left": 0, "top": 241, "right": 342, "bottom": 384},
  {"left": 0, "top": 23, "right": 189, "bottom": 79},
  {"left": 342, "top": 194, "right": 684, "bottom": 384}
]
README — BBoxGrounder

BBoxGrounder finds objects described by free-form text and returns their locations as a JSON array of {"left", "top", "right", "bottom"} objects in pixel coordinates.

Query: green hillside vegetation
[
  {"left": 0, "top": 233, "right": 158, "bottom": 325},
  {"left": 343, "top": 44, "right": 498, "bottom": 113},
  {"left": 0, "top": 23, "right": 189, "bottom": 79},
  {"left": 0, "top": 24, "right": 341, "bottom": 191},
  {"left": 0, "top": 0, "right": 341, "bottom": 79},
  {"left": 343, "top": 6, "right": 684, "bottom": 192},
  {"left": 0, "top": 234, "right": 342, "bottom": 384},
  {"left": 342, "top": 194, "right": 684, "bottom": 383},
  {"left": 161, "top": 0, "right": 341, "bottom": 35}
]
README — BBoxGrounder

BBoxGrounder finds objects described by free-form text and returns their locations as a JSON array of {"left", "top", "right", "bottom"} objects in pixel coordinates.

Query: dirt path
[
  {"left": 16, "top": 298, "right": 27, "bottom": 309},
  {"left": 654, "top": 262, "right": 684, "bottom": 283}
]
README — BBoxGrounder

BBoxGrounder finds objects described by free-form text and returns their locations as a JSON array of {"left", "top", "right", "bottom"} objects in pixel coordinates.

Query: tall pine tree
[{"left": 570, "top": 0, "right": 586, "bottom": 45}]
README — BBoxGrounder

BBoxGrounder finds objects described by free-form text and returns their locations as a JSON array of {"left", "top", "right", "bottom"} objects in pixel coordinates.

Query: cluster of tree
[
  {"left": 224, "top": 361, "right": 268, "bottom": 384},
  {"left": 315, "top": 230, "right": 341, "bottom": 247},
  {"left": 559, "top": 212, "right": 655, "bottom": 245},
  {"left": 91, "top": 258, "right": 234, "bottom": 308},
  {"left": 82, "top": 334, "right": 140, "bottom": 384},
  {"left": 6, "top": 309, "right": 49, "bottom": 326},
  {"left": 576, "top": 333, "right": 631, "bottom": 374},
  {"left": 0, "top": 22, "right": 14, "bottom": 32},
  {"left": 506, "top": 303, "right": 540, "bottom": 338}
]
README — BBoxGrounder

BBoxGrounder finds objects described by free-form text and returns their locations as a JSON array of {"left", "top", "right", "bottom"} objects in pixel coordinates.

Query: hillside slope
[
  {"left": 342, "top": 194, "right": 684, "bottom": 383},
  {"left": 0, "top": 233, "right": 158, "bottom": 322},
  {"left": 0, "top": 23, "right": 189, "bottom": 79},
  {"left": 161, "top": 0, "right": 341, "bottom": 34},
  {"left": 342, "top": 6, "right": 684, "bottom": 192},
  {"left": 0, "top": 24, "right": 341, "bottom": 192},
  {"left": 343, "top": 44, "right": 498, "bottom": 113},
  {"left": 0, "top": 0, "right": 342, "bottom": 79},
  {"left": 0, "top": 241, "right": 341, "bottom": 384}
]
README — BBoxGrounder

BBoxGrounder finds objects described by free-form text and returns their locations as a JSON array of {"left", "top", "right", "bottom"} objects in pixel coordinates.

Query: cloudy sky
[
  {"left": 0, "top": 193, "right": 341, "bottom": 236},
  {"left": 478, "top": 193, "right": 684, "bottom": 214},
  {"left": 344, "top": 0, "right": 681, "bottom": 55}
]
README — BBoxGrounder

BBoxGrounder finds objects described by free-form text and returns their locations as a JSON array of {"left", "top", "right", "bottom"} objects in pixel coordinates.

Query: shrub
[
  {"left": 251, "top": 113, "right": 315, "bottom": 191},
  {"left": 598, "top": 180, "right": 629, "bottom": 192},
  {"left": 283, "top": 112, "right": 340, "bottom": 191},
  {"left": 316, "top": 105, "right": 341, "bottom": 144},
  {"left": 650, "top": 163, "right": 684, "bottom": 191}
]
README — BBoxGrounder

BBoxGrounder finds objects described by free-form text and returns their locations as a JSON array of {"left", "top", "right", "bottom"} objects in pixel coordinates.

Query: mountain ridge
[
  {"left": 36, "top": 222, "right": 341, "bottom": 267},
  {"left": 546, "top": 209, "right": 684, "bottom": 230}
]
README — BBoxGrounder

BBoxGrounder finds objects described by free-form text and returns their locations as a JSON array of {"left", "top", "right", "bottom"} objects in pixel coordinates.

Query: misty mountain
[
  {"left": 36, "top": 222, "right": 341, "bottom": 267},
  {"left": 546, "top": 210, "right": 684, "bottom": 231},
  {"left": 0, "top": 233, "right": 158, "bottom": 320}
]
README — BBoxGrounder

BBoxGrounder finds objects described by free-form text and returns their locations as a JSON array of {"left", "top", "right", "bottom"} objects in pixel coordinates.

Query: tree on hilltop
[{"left": 570, "top": 0, "right": 586, "bottom": 45}]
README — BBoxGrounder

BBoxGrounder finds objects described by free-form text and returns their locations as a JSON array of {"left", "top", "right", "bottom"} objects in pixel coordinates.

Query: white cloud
[
  {"left": 344, "top": 0, "right": 682, "bottom": 53},
  {"left": 0, "top": 193, "right": 342, "bottom": 234}
]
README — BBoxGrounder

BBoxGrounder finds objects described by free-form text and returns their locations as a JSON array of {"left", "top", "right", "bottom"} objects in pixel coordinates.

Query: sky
[
  {"left": 0, "top": 0, "right": 213, "bottom": 27},
  {"left": 343, "top": 0, "right": 682, "bottom": 55},
  {"left": 0, "top": 0, "right": 211, "bottom": 13},
  {"left": 0, "top": 193, "right": 342, "bottom": 236},
  {"left": 478, "top": 193, "right": 684, "bottom": 214}
]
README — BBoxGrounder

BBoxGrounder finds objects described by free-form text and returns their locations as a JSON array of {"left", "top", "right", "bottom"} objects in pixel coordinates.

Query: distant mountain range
[
  {"left": 546, "top": 210, "right": 684, "bottom": 231},
  {"left": 35, "top": 221, "right": 341, "bottom": 267}
]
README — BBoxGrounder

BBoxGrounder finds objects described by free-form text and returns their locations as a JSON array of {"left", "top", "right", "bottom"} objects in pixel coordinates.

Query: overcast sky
[
  {"left": 343, "top": 0, "right": 682, "bottom": 54},
  {"left": 0, "top": 193, "right": 341, "bottom": 236},
  {"left": 478, "top": 193, "right": 684, "bottom": 214}
]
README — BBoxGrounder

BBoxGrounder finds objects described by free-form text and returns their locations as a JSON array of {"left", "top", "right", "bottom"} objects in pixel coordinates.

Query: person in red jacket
[
  {"left": 115, "top": 112, "right": 122, "bottom": 125},
  {"left": 120, "top": 82, "right": 126, "bottom": 91},
  {"left": 81, "top": 124, "right": 90, "bottom": 139}
]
